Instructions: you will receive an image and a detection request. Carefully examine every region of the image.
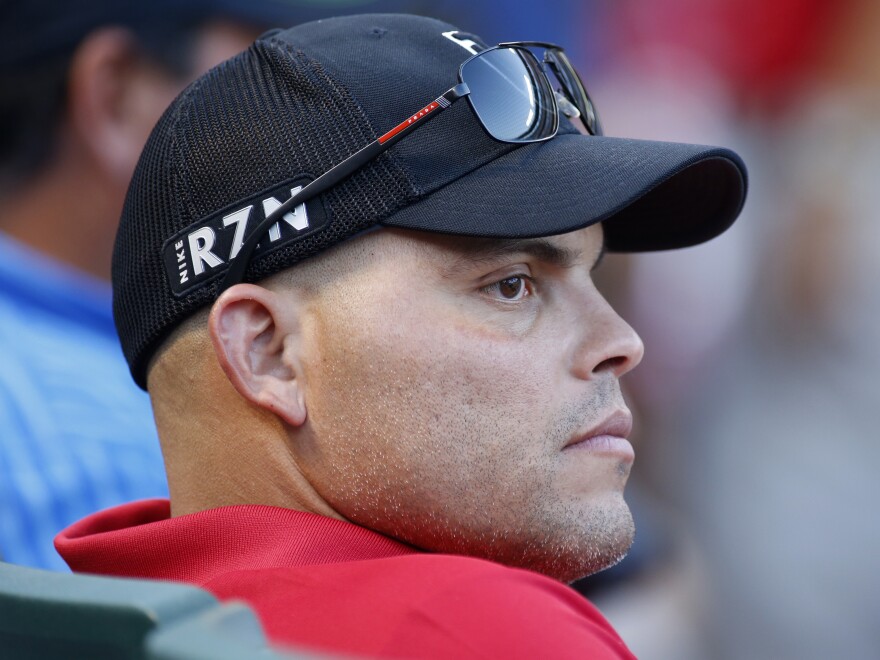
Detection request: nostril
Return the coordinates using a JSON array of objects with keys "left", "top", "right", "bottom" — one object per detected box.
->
[
  {"left": 593, "top": 356, "right": 627, "bottom": 374},
  {"left": 371, "top": 27, "right": 387, "bottom": 37}
]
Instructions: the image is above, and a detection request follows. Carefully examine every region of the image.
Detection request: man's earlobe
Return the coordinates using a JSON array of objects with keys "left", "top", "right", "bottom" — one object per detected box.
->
[{"left": 208, "top": 284, "right": 307, "bottom": 427}]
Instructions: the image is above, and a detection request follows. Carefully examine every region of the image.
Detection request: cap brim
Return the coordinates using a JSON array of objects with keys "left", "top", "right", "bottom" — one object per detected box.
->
[{"left": 381, "top": 134, "right": 747, "bottom": 252}]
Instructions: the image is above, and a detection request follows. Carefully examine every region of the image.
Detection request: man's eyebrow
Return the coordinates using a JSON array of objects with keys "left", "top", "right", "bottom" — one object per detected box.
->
[{"left": 443, "top": 237, "right": 584, "bottom": 274}]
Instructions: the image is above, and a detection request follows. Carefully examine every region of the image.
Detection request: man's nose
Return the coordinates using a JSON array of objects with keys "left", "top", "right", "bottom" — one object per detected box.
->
[{"left": 570, "top": 294, "right": 644, "bottom": 380}]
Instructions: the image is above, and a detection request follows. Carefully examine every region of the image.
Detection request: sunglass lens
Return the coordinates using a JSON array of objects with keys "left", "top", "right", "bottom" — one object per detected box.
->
[
  {"left": 461, "top": 48, "right": 557, "bottom": 142},
  {"left": 547, "top": 49, "right": 602, "bottom": 135}
]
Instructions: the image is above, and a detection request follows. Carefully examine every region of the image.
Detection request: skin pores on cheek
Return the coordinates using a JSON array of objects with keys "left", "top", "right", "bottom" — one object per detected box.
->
[{"left": 296, "top": 235, "right": 635, "bottom": 583}]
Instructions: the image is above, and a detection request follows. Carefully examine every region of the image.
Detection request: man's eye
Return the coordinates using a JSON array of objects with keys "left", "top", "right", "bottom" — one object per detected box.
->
[{"left": 485, "top": 275, "right": 532, "bottom": 301}]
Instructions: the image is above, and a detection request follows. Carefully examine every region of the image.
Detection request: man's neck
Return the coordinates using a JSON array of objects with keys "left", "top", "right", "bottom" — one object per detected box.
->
[{"left": 0, "top": 158, "right": 120, "bottom": 281}]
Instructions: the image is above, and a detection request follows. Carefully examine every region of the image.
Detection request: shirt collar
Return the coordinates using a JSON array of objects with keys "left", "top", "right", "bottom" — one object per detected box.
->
[{"left": 56, "top": 499, "right": 417, "bottom": 584}]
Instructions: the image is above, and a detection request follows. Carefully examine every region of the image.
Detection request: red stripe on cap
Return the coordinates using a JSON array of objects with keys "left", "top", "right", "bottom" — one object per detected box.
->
[{"left": 378, "top": 101, "right": 440, "bottom": 144}]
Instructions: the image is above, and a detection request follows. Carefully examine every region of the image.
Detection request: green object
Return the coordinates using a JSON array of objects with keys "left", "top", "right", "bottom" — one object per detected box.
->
[
  {"left": 0, "top": 562, "right": 314, "bottom": 659},
  {"left": 145, "top": 601, "right": 317, "bottom": 659}
]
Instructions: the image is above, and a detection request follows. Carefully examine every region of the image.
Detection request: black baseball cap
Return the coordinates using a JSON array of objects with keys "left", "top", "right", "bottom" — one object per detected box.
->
[{"left": 114, "top": 13, "right": 748, "bottom": 389}]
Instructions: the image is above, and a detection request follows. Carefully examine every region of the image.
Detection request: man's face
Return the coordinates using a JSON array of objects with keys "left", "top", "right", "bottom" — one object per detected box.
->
[{"left": 294, "top": 223, "right": 644, "bottom": 582}]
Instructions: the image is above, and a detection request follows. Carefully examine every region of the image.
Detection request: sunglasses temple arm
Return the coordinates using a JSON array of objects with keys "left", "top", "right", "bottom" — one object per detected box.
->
[{"left": 219, "top": 83, "right": 469, "bottom": 293}]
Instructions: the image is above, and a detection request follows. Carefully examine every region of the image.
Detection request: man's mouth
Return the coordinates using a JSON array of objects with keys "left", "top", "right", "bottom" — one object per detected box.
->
[{"left": 563, "top": 409, "right": 634, "bottom": 462}]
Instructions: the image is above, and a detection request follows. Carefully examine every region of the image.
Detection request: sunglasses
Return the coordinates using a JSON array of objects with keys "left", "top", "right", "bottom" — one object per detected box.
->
[{"left": 219, "top": 42, "right": 601, "bottom": 292}]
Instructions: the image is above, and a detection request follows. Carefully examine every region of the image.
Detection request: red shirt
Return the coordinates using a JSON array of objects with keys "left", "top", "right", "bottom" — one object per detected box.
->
[{"left": 56, "top": 499, "right": 635, "bottom": 659}]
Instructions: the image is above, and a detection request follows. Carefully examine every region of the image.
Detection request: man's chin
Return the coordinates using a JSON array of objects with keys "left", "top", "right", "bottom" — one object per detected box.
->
[
  {"left": 549, "top": 504, "right": 636, "bottom": 584},
  {"left": 491, "top": 503, "right": 636, "bottom": 584}
]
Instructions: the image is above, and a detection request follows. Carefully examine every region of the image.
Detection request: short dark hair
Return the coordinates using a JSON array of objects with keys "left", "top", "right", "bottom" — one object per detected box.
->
[{"left": 0, "top": 18, "right": 204, "bottom": 193}]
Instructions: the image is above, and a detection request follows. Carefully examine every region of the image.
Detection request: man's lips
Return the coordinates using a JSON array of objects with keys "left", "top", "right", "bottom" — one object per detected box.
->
[{"left": 563, "top": 410, "right": 634, "bottom": 461}]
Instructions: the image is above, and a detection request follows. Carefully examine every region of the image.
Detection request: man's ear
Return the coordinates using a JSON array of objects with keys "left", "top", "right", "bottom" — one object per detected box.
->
[
  {"left": 208, "top": 283, "right": 307, "bottom": 427},
  {"left": 66, "top": 27, "right": 185, "bottom": 185}
]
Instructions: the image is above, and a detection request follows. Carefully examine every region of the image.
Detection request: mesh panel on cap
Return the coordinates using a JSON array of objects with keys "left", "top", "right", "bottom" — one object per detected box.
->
[{"left": 113, "top": 34, "right": 419, "bottom": 389}]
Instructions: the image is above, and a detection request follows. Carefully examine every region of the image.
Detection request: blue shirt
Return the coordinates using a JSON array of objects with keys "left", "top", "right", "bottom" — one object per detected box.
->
[{"left": 0, "top": 233, "right": 167, "bottom": 570}]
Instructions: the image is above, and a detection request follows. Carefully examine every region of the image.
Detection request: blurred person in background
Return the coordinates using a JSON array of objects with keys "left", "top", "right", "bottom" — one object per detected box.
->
[
  {"left": 0, "top": 0, "right": 330, "bottom": 570},
  {"left": 584, "top": 1, "right": 880, "bottom": 658}
]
